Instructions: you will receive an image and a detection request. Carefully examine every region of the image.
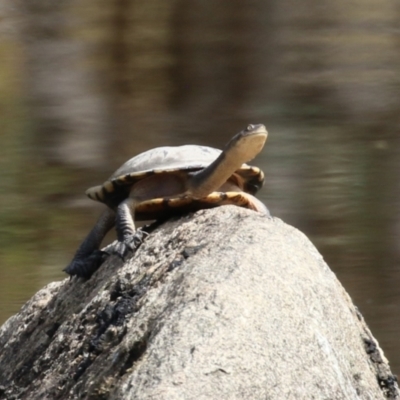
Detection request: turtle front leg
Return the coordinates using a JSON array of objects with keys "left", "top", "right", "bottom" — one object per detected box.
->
[
  {"left": 64, "top": 208, "right": 116, "bottom": 278},
  {"left": 114, "top": 198, "right": 146, "bottom": 259}
]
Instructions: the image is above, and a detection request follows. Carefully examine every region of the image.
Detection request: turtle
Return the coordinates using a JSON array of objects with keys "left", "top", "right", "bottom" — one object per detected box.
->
[{"left": 65, "top": 124, "right": 269, "bottom": 278}]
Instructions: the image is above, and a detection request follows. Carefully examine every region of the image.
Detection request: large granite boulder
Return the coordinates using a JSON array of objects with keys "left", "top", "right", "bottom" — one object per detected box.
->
[{"left": 0, "top": 206, "right": 398, "bottom": 399}]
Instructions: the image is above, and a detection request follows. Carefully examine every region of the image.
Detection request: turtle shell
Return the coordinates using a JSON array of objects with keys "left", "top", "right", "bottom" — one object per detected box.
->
[
  {"left": 134, "top": 191, "right": 268, "bottom": 221},
  {"left": 86, "top": 145, "right": 264, "bottom": 208}
]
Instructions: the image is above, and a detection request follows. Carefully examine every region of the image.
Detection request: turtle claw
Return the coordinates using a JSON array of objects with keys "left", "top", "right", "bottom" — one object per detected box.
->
[
  {"left": 64, "top": 250, "right": 107, "bottom": 279},
  {"left": 113, "top": 242, "right": 132, "bottom": 260},
  {"left": 112, "top": 230, "right": 148, "bottom": 260}
]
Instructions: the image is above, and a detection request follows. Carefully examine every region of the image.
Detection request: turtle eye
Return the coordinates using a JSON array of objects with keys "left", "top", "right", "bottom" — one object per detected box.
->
[{"left": 246, "top": 124, "right": 255, "bottom": 131}]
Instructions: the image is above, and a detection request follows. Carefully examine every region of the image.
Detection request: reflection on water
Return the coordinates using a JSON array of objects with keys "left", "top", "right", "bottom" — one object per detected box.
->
[{"left": 1, "top": 0, "right": 400, "bottom": 376}]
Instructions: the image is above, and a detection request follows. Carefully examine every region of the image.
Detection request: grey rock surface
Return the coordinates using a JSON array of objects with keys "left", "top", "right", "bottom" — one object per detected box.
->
[{"left": 0, "top": 206, "right": 398, "bottom": 400}]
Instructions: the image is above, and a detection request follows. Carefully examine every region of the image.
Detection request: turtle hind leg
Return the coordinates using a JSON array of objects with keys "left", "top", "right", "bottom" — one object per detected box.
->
[
  {"left": 64, "top": 208, "right": 115, "bottom": 278},
  {"left": 113, "top": 198, "right": 145, "bottom": 260},
  {"left": 64, "top": 250, "right": 106, "bottom": 279}
]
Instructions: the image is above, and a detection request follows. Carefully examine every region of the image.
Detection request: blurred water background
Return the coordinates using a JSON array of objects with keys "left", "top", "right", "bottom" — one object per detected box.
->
[{"left": 0, "top": 0, "right": 399, "bottom": 373}]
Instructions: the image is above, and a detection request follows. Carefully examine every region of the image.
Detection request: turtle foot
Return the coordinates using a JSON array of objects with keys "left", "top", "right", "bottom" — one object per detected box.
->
[
  {"left": 111, "top": 229, "right": 148, "bottom": 260},
  {"left": 64, "top": 250, "right": 106, "bottom": 279}
]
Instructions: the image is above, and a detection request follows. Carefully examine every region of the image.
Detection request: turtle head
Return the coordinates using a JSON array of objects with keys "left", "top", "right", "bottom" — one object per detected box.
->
[{"left": 225, "top": 124, "right": 268, "bottom": 163}]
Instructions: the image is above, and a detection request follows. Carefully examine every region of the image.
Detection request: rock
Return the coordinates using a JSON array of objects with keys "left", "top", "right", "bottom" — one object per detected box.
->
[{"left": 0, "top": 206, "right": 398, "bottom": 400}]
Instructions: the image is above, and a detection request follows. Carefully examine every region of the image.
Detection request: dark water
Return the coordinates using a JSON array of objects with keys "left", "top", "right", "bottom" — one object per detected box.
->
[{"left": 1, "top": 0, "right": 400, "bottom": 375}]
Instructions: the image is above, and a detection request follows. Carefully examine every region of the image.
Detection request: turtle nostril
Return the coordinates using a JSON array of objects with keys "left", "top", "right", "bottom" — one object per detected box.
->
[{"left": 246, "top": 124, "right": 254, "bottom": 131}]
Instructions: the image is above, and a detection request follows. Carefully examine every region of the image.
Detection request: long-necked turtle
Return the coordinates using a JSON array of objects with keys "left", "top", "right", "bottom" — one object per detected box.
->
[{"left": 65, "top": 124, "right": 269, "bottom": 278}]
